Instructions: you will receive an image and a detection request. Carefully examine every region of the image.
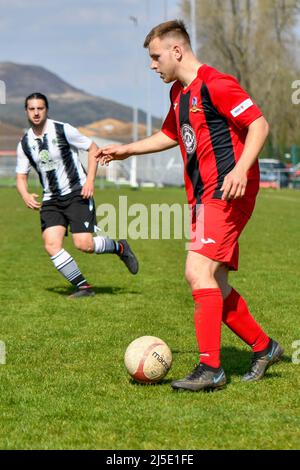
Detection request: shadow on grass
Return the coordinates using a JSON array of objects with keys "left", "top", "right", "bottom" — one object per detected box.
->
[
  {"left": 171, "top": 346, "right": 290, "bottom": 382},
  {"left": 127, "top": 377, "right": 174, "bottom": 387},
  {"left": 46, "top": 285, "right": 141, "bottom": 296},
  {"left": 222, "top": 347, "right": 290, "bottom": 379}
]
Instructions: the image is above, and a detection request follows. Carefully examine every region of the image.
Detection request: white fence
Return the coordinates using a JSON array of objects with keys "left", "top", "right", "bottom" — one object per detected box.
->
[{"left": 81, "top": 136, "right": 184, "bottom": 187}]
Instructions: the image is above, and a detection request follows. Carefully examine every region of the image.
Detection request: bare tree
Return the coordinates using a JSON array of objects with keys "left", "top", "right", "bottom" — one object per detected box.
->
[{"left": 181, "top": 0, "right": 300, "bottom": 154}]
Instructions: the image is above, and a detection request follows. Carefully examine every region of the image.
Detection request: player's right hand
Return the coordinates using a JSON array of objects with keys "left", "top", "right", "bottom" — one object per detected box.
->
[
  {"left": 23, "top": 193, "right": 41, "bottom": 210},
  {"left": 94, "top": 145, "right": 132, "bottom": 165}
]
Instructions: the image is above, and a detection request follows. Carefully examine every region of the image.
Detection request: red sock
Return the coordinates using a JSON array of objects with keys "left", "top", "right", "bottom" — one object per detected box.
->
[
  {"left": 223, "top": 288, "right": 269, "bottom": 352},
  {"left": 193, "top": 288, "right": 223, "bottom": 368}
]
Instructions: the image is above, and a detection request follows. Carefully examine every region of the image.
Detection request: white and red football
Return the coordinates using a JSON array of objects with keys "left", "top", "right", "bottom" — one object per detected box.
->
[{"left": 124, "top": 336, "right": 172, "bottom": 384}]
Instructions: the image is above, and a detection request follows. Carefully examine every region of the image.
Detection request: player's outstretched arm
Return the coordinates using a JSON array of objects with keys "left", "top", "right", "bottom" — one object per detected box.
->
[
  {"left": 95, "top": 131, "right": 178, "bottom": 165},
  {"left": 16, "top": 173, "right": 41, "bottom": 210}
]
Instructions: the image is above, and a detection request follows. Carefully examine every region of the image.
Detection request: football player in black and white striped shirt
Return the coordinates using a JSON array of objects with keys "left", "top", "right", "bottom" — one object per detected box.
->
[{"left": 16, "top": 93, "right": 138, "bottom": 298}]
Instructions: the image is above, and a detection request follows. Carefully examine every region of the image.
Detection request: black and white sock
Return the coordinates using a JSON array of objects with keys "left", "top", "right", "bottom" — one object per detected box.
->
[
  {"left": 93, "top": 236, "right": 120, "bottom": 254},
  {"left": 51, "top": 249, "right": 90, "bottom": 288}
]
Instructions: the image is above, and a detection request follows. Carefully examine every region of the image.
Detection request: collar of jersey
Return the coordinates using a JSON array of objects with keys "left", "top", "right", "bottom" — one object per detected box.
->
[
  {"left": 29, "top": 118, "right": 51, "bottom": 140},
  {"left": 180, "top": 64, "right": 207, "bottom": 94}
]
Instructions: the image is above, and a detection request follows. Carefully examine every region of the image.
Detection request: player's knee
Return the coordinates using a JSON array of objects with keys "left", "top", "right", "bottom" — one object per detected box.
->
[
  {"left": 73, "top": 239, "right": 94, "bottom": 253},
  {"left": 185, "top": 263, "right": 216, "bottom": 290},
  {"left": 185, "top": 264, "right": 199, "bottom": 287},
  {"left": 44, "top": 240, "right": 62, "bottom": 257}
]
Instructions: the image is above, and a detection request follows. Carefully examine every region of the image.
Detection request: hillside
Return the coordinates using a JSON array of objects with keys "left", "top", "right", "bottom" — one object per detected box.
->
[
  {"left": 0, "top": 121, "right": 23, "bottom": 151},
  {"left": 78, "top": 118, "right": 159, "bottom": 143},
  {"left": 0, "top": 62, "right": 84, "bottom": 98},
  {"left": 0, "top": 117, "right": 156, "bottom": 150},
  {"left": 0, "top": 62, "right": 161, "bottom": 129}
]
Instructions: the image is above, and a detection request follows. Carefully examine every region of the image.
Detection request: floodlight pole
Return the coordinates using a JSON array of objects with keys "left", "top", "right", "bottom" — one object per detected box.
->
[
  {"left": 163, "top": 0, "right": 168, "bottom": 20},
  {"left": 190, "top": 0, "right": 197, "bottom": 53},
  {"left": 130, "top": 15, "right": 138, "bottom": 188},
  {"left": 146, "top": 1, "right": 152, "bottom": 138},
  {"left": 161, "top": 0, "right": 169, "bottom": 119}
]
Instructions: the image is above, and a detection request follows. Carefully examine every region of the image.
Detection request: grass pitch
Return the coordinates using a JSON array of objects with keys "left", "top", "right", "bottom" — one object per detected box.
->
[{"left": 0, "top": 186, "right": 299, "bottom": 450}]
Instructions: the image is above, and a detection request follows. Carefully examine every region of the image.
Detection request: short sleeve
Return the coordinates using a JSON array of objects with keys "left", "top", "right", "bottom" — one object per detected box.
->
[
  {"left": 208, "top": 76, "right": 263, "bottom": 130},
  {"left": 16, "top": 142, "right": 31, "bottom": 174},
  {"left": 161, "top": 105, "right": 178, "bottom": 141},
  {"left": 63, "top": 123, "right": 93, "bottom": 150}
]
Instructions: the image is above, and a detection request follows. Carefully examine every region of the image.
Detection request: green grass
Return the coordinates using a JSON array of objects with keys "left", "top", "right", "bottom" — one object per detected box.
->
[{"left": 0, "top": 186, "right": 300, "bottom": 449}]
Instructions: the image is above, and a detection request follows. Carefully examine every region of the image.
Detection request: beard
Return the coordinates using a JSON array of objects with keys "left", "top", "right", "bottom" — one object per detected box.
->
[{"left": 28, "top": 115, "right": 47, "bottom": 129}]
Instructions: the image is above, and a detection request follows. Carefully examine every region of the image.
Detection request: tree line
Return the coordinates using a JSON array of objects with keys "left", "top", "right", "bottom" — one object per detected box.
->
[{"left": 181, "top": 0, "right": 300, "bottom": 159}]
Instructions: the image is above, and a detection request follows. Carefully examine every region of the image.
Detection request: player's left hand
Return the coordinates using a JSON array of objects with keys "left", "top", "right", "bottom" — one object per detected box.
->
[
  {"left": 81, "top": 180, "right": 94, "bottom": 199},
  {"left": 221, "top": 168, "right": 247, "bottom": 200}
]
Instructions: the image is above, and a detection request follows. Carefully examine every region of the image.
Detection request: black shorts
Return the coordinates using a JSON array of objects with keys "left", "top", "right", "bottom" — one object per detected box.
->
[{"left": 40, "top": 192, "right": 97, "bottom": 234}]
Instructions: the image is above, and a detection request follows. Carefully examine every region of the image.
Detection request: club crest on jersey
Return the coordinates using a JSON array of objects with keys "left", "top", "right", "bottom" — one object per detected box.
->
[
  {"left": 180, "top": 124, "right": 197, "bottom": 154},
  {"left": 39, "top": 149, "right": 56, "bottom": 172},
  {"left": 39, "top": 149, "right": 50, "bottom": 163},
  {"left": 190, "top": 96, "right": 203, "bottom": 113}
]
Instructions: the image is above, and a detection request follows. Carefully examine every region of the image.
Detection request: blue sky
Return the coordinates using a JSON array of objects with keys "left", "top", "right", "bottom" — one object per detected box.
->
[{"left": 0, "top": 0, "right": 183, "bottom": 120}]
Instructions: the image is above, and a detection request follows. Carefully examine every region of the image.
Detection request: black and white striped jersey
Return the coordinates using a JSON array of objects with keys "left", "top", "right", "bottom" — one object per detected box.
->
[{"left": 16, "top": 119, "right": 92, "bottom": 201}]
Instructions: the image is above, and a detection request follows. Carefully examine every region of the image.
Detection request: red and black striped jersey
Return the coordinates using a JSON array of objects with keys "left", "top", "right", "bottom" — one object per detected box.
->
[{"left": 161, "top": 64, "right": 262, "bottom": 209}]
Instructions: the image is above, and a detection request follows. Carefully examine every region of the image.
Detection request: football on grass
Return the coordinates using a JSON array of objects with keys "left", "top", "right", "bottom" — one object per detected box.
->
[{"left": 124, "top": 336, "right": 172, "bottom": 384}]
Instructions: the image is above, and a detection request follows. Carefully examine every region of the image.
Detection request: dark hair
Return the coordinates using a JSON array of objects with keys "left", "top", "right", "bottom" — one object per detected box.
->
[
  {"left": 143, "top": 20, "right": 191, "bottom": 48},
  {"left": 25, "top": 92, "right": 49, "bottom": 109}
]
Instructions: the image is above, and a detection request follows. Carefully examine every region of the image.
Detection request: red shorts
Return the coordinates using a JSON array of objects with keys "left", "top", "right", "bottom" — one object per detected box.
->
[{"left": 189, "top": 198, "right": 256, "bottom": 271}]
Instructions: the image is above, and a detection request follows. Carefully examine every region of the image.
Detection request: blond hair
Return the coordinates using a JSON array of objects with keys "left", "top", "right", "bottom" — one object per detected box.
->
[{"left": 143, "top": 20, "right": 191, "bottom": 48}]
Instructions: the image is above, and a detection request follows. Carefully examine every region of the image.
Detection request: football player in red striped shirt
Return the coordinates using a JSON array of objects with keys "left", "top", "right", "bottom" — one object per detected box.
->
[{"left": 96, "top": 20, "right": 284, "bottom": 391}]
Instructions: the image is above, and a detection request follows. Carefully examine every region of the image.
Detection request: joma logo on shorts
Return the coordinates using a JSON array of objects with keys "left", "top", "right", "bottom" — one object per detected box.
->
[
  {"left": 201, "top": 237, "right": 216, "bottom": 244},
  {"left": 152, "top": 351, "right": 170, "bottom": 371}
]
